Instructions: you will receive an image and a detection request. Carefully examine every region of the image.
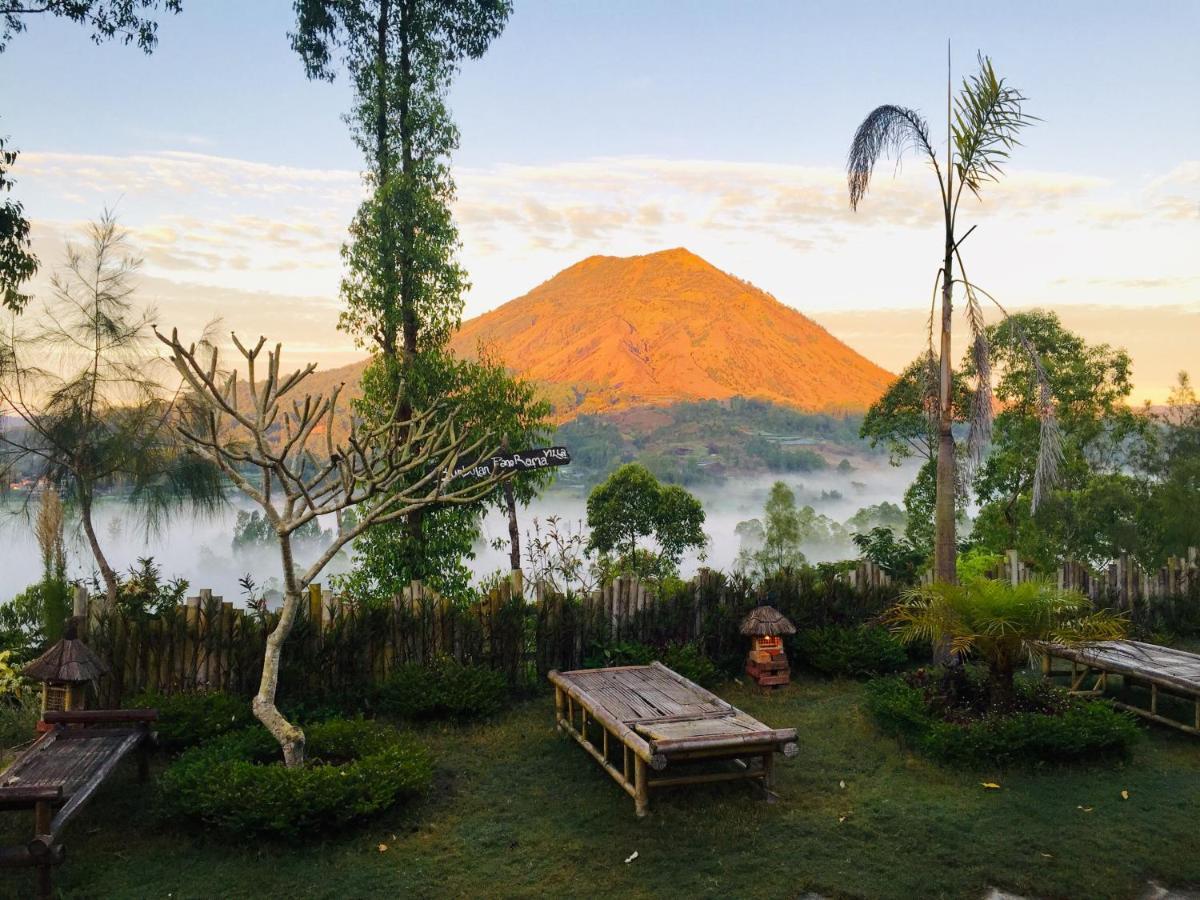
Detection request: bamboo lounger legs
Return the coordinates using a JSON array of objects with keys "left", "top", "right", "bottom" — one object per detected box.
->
[
  {"left": 550, "top": 665, "right": 798, "bottom": 817},
  {"left": 1042, "top": 641, "right": 1200, "bottom": 736}
]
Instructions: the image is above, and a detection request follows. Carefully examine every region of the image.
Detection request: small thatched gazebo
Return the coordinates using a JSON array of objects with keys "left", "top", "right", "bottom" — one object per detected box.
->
[
  {"left": 740, "top": 606, "right": 795, "bottom": 687},
  {"left": 23, "top": 618, "right": 108, "bottom": 717}
]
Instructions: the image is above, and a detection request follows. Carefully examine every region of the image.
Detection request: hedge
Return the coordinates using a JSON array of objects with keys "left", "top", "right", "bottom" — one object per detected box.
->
[
  {"left": 793, "top": 625, "right": 908, "bottom": 677},
  {"left": 864, "top": 674, "right": 1140, "bottom": 766},
  {"left": 159, "top": 718, "right": 432, "bottom": 838}
]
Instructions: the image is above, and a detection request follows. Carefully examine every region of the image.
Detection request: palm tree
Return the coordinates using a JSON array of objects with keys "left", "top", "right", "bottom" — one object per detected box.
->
[
  {"left": 884, "top": 577, "right": 1126, "bottom": 709},
  {"left": 846, "top": 50, "right": 1060, "bottom": 584}
]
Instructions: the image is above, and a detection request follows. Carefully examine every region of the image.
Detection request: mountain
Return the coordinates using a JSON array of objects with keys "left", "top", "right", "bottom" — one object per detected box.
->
[
  {"left": 279, "top": 248, "right": 894, "bottom": 424},
  {"left": 448, "top": 248, "right": 893, "bottom": 416}
]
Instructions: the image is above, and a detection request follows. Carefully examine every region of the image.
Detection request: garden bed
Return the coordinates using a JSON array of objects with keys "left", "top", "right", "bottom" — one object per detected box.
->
[
  {"left": 158, "top": 718, "right": 432, "bottom": 838},
  {"left": 865, "top": 667, "right": 1141, "bottom": 766}
]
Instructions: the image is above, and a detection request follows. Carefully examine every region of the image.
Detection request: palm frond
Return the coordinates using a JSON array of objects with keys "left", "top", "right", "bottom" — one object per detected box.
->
[
  {"left": 953, "top": 54, "right": 1036, "bottom": 202},
  {"left": 847, "top": 104, "right": 939, "bottom": 210},
  {"left": 962, "top": 281, "right": 993, "bottom": 477}
]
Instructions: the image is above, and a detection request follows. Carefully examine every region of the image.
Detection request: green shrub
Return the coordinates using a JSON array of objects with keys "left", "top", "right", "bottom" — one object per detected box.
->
[
  {"left": 661, "top": 642, "right": 719, "bottom": 688},
  {"left": 159, "top": 718, "right": 432, "bottom": 838},
  {"left": 376, "top": 659, "right": 507, "bottom": 721},
  {"left": 794, "top": 625, "right": 907, "bottom": 677},
  {"left": 129, "top": 690, "right": 253, "bottom": 753},
  {"left": 584, "top": 640, "right": 719, "bottom": 688},
  {"left": 864, "top": 672, "right": 1140, "bottom": 766}
]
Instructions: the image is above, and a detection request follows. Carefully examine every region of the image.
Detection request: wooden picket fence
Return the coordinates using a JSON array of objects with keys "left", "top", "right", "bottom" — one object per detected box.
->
[
  {"left": 846, "top": 548, "right": 1200, "bottom": 605},
  {"left": 74, "top": 567, "right": 897, "bottom": 706}
]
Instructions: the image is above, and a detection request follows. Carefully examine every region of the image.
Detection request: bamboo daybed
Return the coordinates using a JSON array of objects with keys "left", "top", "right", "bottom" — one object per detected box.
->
[{"left": 549, "top": 661, "right": 798, "bottom": 816}]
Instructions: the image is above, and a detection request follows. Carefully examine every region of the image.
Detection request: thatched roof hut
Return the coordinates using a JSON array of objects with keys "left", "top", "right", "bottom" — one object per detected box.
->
[
  {"left": 22, "top": 619, "right": 108, "bottom": 684},
  {"left": 739, "top": 605, "right": 796, "bottom": 637}
]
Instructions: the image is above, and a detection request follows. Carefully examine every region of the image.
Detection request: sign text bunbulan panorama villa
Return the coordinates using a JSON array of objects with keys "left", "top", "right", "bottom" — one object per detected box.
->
[{"left": 449, "top": 446, "right": 572, "bottom": 482}]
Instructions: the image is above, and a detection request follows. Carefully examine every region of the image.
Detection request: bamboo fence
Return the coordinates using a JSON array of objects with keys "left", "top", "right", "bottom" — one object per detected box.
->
[{"left": 71, "top": 548, "right": 1200, "bottom": 706}]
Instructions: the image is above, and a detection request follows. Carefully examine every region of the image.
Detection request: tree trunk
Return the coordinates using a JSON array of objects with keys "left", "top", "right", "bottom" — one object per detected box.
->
[
  {"left": 933, "top": 228, "right": 957, "bottom": 585},
  {"left": 988, "top": 656, "right": 1017, "bottom": 712},
  {"left": 396, "top": 0, "right": 426, "bottom": 569},
  {"left": 253, "top": 534, "right": 306, "bottom": 767},
  {"left": 78, "top": 492, "right": 118, "bottom": 610}
]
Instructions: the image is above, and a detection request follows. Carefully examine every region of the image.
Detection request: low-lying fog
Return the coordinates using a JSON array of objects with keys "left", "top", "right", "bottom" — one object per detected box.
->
[{"left": 0, "top": 458, "right": 919, "bottom": 604}]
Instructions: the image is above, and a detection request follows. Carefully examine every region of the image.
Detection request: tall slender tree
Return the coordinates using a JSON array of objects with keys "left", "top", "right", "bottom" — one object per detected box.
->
[
  {"left": 846, "top": 50, "right": 1055, "bottom": 584},
  {"left": 0, "top": 214, "right": 222, "bottom": 607},
  {"left": 291, "top": 0, "right": 513, "bottom": 573}
]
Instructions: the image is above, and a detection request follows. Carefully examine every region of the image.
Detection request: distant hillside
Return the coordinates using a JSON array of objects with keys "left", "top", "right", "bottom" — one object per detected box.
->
[
  {"left": 260, "top": 248, "right": 896, "bottom": 443},
  {"left": 448, "top": 248, "right": 894, "bottom": 417}
]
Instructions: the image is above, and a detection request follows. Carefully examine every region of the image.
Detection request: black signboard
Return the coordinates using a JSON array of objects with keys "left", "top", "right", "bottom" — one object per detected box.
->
[{"left": 451, "top": 446, "right": 572, "bottom": 481}]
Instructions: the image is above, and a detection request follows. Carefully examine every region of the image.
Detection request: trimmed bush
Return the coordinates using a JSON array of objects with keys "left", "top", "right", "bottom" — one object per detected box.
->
[
  {"left": 794, "top": 625, "right": 908, "bottom": 677},
  {"left": 129, "top": 690, "right": 253, "bottom": 753},
  {"left": 159, "top": 718, "right": 432, "bottom": 838},
  {"left": 376, "top": 658, "right": 507, "bottom": 721},
  {"left": 864, "top": 671, "right": 1140, "bottom": 766}
]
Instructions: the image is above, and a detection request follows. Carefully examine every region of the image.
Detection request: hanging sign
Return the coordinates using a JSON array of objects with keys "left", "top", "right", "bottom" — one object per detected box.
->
[{"left": 451, "top": 446, "right": 572, "bottom": 481}]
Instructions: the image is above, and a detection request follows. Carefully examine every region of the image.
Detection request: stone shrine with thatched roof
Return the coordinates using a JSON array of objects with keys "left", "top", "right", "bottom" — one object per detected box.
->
[
  {"left": 22, "top": 618, "right": 108, "bottom": 716},
  {"left": 740, "top": 606, "right": 795, "bottom": 687}
]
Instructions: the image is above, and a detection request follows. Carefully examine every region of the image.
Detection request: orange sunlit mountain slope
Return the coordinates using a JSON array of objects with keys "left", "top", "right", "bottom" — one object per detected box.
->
[
  {"left": 447, "top": 248, "right": 893, "bottom": 416},
  {"left": 292, "top": 248, "right": 894, "bottom": 424}
]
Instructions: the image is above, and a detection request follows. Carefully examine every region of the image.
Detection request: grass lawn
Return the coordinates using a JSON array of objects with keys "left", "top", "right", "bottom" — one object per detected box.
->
[{"left": 4, "top": 676, "right": 1200, "bottom": 900}]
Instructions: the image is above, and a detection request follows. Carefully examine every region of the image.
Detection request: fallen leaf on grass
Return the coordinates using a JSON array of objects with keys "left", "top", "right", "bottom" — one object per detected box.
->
[
  {"left": 1077, "top": 806, "right": 1093, "bottom": 813},
  {"left": 625, "top": 851, "right": 639, "bottom": 864},
  {"left": 1041, "top": 853, "right": 1053, "bottom": 859},
  {"left": 1120, "top": 790, "right": 1130, "bottom": 800},
  {"left": 981, "top": 782, "right": 1001, "bottom": 790},
  {"left": 377, "top": 844, "right": 388, "bottom": 853},
  {"left": 838, "top": 816, "right": 847, "bottom": 824},
  {"left": 838, "top": 780, "right": 846, "bottom": 789}
]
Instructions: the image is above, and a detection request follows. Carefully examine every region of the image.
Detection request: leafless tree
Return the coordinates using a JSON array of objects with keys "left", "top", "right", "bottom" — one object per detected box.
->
[{"left": 157, "top": 328, "right": 505, "bottom": 766}]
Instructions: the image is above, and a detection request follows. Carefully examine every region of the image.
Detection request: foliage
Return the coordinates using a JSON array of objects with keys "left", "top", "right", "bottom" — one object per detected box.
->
[
  {"left": 0, "top": 130, "right": 37, "bottom": 312},
  {"left": 232, "top": 508, "right": 331, "bottom": 553},
  {"left": 864, "top": 669, "right": 1139, "bottom": 766},
  {"left": 884, "top": 577, "right": 1127, "bottom": 707},
  {"left": 0, "top": 215, "right": 224, "bottom": 607},
  {"left": 523, "top": 515, "right": 596, "bottom": 598},
  {"left": 1138, "top": 372, "right": 1200, "bottom": 564},
  {"left": 852, "top": 526, "right": 927, "bottom": 584},
  {"left": 794, "top": 625, "right": 908, "bottom": 677},
  {"left": 583, "top": 639, "right": 718, "bottom": 688},
  {"left": 845, "top": 501, "right": 906, "bottom": 536},
  {"left": 968, "top": 311, "right": 1144, "bottom": 568},
  {"left": 955, "top": 547, "right": 1003, "bottom": 582},
  {"left": 0, "top": 0, "right": 182, "bottom": 54},
  {"left": 126, "top": 689, "right": 250, "bottom": 753},
  {"left": 0, "top": 674, "right": 38, "bottom": 753},
  {"left": 376, "top": 658, "right": 508, "bottom": 721},
  {"left": 586, "top": 463, "right": 705, "bottom": 579},
  {"left": 111, "top": 556, "right": 188, "bottom": 619},
  {"left": 159, "top": 718, "right": 432, "bottom": 838},
  {"left": 0, "top": 648, "right": 28, "bottom": 698},
  {"left": 339, "top": 349, "right": 551, "bottom": 604},
  {"left": 745, "top": 435, "right": 827, "bottom": 472}
]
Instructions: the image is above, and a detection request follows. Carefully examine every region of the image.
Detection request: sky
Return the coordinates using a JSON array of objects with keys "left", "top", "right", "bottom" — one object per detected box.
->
[{"left": 1, "top": 0, "right": 1197, "bottom": 400}]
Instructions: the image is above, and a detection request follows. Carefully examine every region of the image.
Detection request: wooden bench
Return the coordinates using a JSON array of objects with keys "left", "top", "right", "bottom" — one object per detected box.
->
[
  {"left": 1042, "top": 640, "right": 1200, "bottom": 734},
  {"left": 0, "top": 709, "right": 157, "bottom": 899},
  {"left": 549, "top": 662, "right": 798, "bottom": 816}
]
